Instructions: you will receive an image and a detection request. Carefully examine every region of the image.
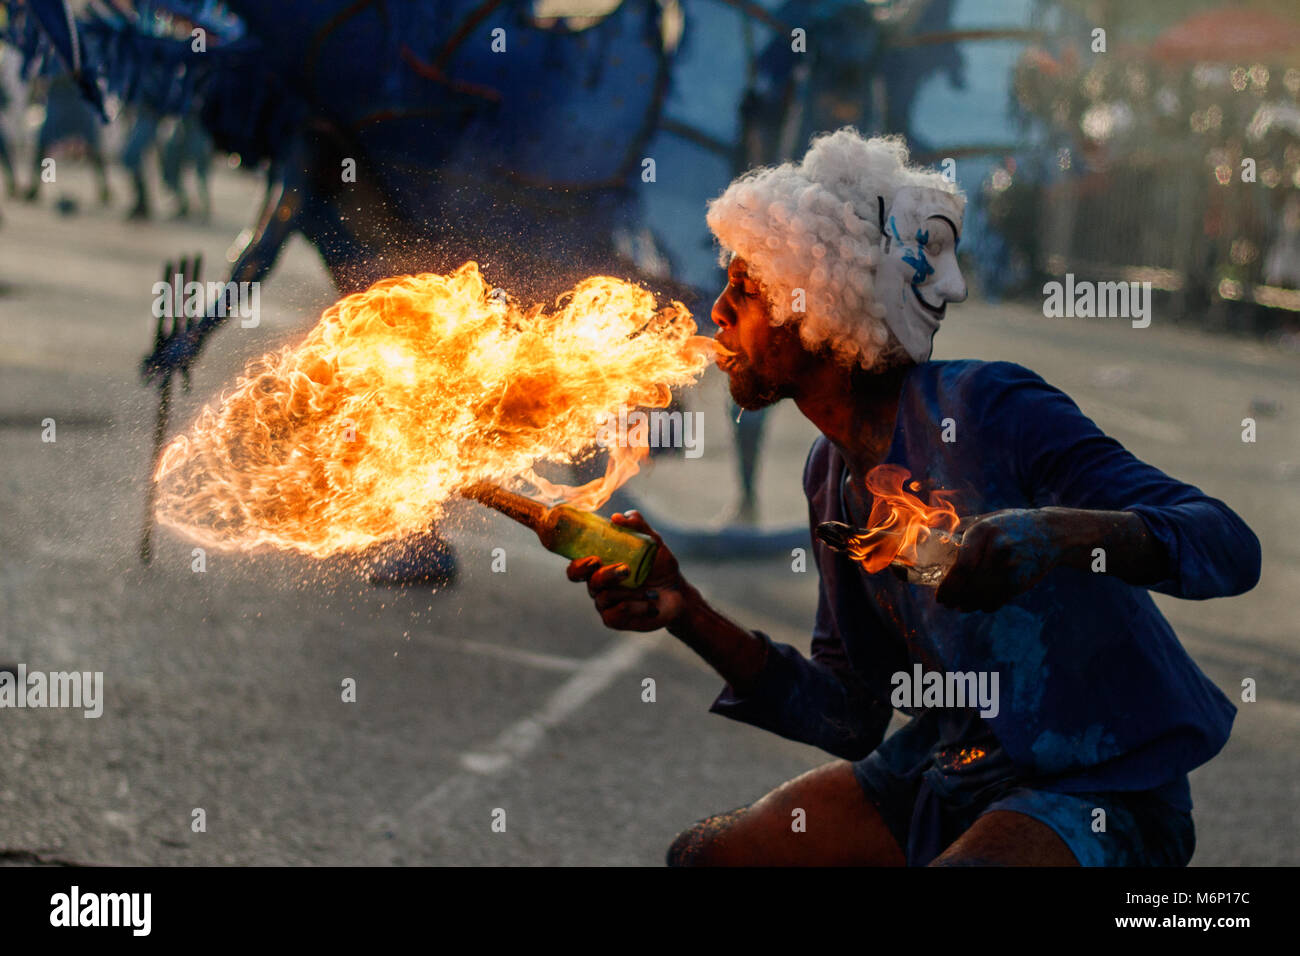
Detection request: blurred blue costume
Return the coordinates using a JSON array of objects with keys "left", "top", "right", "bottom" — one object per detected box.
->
[
  {"left": 712, "top": 360, "right": 1260, "bottom": 866},
  {"left": 3, "top": 0, "right": 864, "bottom": 578},
  {"left": 6, "top": 0, "right": 977, "bottom": 572}
]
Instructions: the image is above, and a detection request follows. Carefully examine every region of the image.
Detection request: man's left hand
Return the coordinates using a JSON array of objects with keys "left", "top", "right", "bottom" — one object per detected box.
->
[{"left": 935, "top": 509, "right": 1062, "bottom": 613}]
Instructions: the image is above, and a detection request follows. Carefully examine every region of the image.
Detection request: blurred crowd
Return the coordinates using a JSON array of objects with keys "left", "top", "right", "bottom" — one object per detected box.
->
[
  {"left": 0, "top": 52, "right": 213, "bottom": 222},
  {"left": 982, "top": 10, "right": 1300, "bottom": 347}
]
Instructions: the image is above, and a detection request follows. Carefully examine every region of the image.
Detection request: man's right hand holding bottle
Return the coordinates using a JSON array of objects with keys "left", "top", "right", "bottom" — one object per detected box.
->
[{"left": 566, "top": 510, "right": 769, "bottom": 694}]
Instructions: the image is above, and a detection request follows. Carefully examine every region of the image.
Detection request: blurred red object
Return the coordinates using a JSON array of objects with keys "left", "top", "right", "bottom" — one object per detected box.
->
[{"left": 1149, "top": 8, "right": 1300, "bottom": 64}]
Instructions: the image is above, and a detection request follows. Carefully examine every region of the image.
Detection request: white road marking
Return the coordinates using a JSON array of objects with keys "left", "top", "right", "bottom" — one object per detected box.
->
[
  {"left": 421, "top": 634, "right": 584, "bottom": 673},
  {"left": 457, "top": 634, "right": 647, "bottom": 772},
  {"left": 376, "top": 632, "right": 661, "bottom": 861}
]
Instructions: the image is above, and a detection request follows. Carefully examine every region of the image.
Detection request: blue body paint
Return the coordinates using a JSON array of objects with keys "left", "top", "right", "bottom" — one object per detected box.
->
[{"left": 888, "top": 214, "right": 935, "bottom": 286}]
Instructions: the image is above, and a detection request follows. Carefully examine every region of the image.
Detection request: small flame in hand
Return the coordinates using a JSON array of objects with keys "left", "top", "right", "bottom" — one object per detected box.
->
[{"left": 845, "top": 464, "right": 961, "bottom": 573}]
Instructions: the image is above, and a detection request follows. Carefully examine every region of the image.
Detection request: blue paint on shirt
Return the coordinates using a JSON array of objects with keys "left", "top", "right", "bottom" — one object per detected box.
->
[{"left": 710, "top": 360, "right": 1258, "bottom": 804}]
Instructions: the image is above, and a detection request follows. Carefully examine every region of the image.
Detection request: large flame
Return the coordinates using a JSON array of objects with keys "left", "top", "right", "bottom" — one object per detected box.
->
[
  {"left": 153, "top": 262, "right": 713, "bottom": 557},
  {"left": 845, "top": 464, "right": 961, "bottom": 573}
]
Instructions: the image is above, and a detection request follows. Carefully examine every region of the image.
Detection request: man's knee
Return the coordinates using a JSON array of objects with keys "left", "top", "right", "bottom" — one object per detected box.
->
[
  {"left": 665, "top": 824, "right": 706, "bottom": 867},
  {"left": 665, "top": 806, "right": 750, "bottom": 867},
  {"left": 930, "top": 810, "right": 1080, "bottom": 867}
]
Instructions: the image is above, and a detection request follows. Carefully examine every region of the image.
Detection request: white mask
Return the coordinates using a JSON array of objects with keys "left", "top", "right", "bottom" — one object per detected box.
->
[{"left": 875, "top": 186, "right": 967, "bottom": 363}]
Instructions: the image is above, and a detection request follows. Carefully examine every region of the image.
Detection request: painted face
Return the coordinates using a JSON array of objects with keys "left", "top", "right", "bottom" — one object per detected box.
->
[{"left": 874, "top": 186, "right": 967, "bottom": 363}]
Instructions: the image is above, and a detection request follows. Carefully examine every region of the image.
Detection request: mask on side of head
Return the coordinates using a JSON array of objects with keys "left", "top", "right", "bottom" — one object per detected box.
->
[{"left": 874, "top": 186, "right": 967, "bottom": 363}]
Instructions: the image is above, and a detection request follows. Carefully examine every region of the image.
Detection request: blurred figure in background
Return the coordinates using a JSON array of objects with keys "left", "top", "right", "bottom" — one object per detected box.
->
[
  {"left": 22, "top": 72, "right": 110, "bottom": 206},
  {"left": 159, "top": 113, "right": 213, "bottom": 221},
  {"left": 1263, "top": 194, "right": 1300, "bottom": 290},
  {"left": 0, "top": 55, "right": 16, "bottom": 198},
  {"left": 120, "top": 103, "right": 159, "bottom": 220}
]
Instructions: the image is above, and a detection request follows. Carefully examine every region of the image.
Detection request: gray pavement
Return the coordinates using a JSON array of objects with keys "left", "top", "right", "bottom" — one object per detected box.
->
[{"left": 1, "top": 164, "right": 1297, "bottom": 865}]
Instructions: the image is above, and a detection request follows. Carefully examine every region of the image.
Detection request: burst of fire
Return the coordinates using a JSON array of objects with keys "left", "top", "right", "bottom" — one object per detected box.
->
[
  {"left": 844, "top": 464, "right": 962, "bottom": 573},
  {"left": 153, "top": 262, "right": 714, "bottom": 557}
]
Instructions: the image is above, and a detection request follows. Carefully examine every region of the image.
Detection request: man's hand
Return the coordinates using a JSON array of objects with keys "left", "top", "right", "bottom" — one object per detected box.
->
[
  {"left": 935, "top": 508, "right": 1061, "bottom": 613},
  {"left": 140, "top": 325, "right": 203, "bottom": 386},
  {"left": 566, "top": 511, "right": 687, "bottom": 631},
  {"left": 569, "top": 511, "right": 772, "bottom": 691}
]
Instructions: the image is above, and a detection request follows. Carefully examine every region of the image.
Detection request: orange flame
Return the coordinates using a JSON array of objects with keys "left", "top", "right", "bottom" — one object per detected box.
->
[
  {"left": 153, "top": 262, "right": 714, "bottom": 557},
  {"left": 845, "top": 464, "right": 961, "bottom": 572}
]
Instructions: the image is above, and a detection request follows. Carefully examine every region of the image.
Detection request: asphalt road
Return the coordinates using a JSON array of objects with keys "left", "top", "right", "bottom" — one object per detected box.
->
[{"left": 0, "top": 164, "right": 1296, "bottom": 865}]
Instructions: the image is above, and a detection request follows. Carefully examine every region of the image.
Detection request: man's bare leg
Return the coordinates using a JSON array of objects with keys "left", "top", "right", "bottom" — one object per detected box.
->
[
  {"left": 666, "top": 761, "right": 905, "bottom": 866},
  {"left": 929, "top": 810, "right": 1079, "bottom": 866}
]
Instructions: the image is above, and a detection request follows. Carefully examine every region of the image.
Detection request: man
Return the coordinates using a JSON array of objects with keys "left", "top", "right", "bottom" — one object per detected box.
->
[
  {"left": 22, "top": 72, "right": 110, "bottom": 207},
  {"left": 568, "top": 128, "right": 1260, "bottom": 866}
]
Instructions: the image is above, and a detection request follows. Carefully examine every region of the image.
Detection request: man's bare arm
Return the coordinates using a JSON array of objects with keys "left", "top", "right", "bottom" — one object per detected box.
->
[
  {"left": 936, "top": 507, "right": 1171, "bottom": 613},
  {"left": 1044, "top": 507, "right": 1169, "bottom": 583},
  {"left": 666, "top": 581, "right": 770, "bottom": 695}
]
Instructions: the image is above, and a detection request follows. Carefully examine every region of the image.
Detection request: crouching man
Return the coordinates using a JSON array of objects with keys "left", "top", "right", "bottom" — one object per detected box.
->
[{"left": 569, "top": 128, "right": 1260, "bottom": 866}]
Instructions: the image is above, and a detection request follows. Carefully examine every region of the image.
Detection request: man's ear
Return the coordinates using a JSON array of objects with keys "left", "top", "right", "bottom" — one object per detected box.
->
[{"left": 775, "top": 312, "right": 812, "bottom": 349}]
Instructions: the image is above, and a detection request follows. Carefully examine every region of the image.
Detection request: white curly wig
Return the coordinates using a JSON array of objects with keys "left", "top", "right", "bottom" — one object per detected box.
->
[{"left": 706, "top": 128, "right": 965, "bottom": 370}]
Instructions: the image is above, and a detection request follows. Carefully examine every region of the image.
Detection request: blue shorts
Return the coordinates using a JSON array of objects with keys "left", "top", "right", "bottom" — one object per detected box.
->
[{"left": 852, "top": 714, "right": 1196, "bottom": 867}]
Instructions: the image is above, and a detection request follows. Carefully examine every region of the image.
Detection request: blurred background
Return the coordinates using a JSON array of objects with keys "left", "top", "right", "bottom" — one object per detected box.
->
[{"left": 0, "top": 0, "right": 1296, "bottom": 866}]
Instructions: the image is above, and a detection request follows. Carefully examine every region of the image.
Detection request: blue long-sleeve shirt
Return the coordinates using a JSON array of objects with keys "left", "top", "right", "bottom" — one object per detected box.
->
[{"left": 711, "top": 360, "right": 1259, "bottom": 797}]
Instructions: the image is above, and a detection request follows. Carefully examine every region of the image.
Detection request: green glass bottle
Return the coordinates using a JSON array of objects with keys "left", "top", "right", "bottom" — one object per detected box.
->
[{"left": 462, "top": 483, "right": 659, "bottom": 588}]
